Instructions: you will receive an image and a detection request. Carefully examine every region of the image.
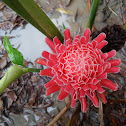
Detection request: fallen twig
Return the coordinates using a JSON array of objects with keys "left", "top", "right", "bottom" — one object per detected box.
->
[{"left": 46, "top": 106, "right": 68, "bottom": 126}]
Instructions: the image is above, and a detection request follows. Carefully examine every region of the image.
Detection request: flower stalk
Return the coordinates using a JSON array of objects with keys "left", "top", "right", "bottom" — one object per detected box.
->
[
  {"left": 0, "top": 65, "right": 42, "bottom": 95},
  {"left": 0, "top": 65, "right": 28, "bottom": 94}
]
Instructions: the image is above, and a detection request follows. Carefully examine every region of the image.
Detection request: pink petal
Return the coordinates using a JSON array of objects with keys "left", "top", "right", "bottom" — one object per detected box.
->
[
  {"left": 37, "top": 58, "right": 47, "bottom": 66},
  {"left": 96, "top": 84, "right": 105, "bottom": 93},
  {"left": 64, "top": 29, "right": 72, "bottom": 44},
  {"left": 87, "top": 78, "right": 94, "bottom": 84},
  {"left": 96, "top": 40, "right": 108, "bottom": 49},
  {"left": 59, "top": 44, "right": 65, "bottom": 51},
  {"left": 108, "top": 59, "right": 121, "bottom": 67},
  {"left": 47, "top": 61, "right": 56, "bottom": 67},
  {"left": 42, "top": 51, "right": 51, "bottom": 61},
  {"left": 105, "top": 50, "right": 116, "bottom": 60},
  {"left": 80, "top": 36, "right": 87, "bottom": 44},
  {"left": 83, "top": 28, "right": 90, "bottom": 43},
  {"left": 40, "top": 68, "right": 54, "bottom": 77},
  {"left": 65, "top": 39, "right": 72, "bottom": 46},
  {"left": 96, "top": 65, "right": 107, "bottom": 76},
  {"left": 81, "top": 85, "right": 89, "bottom": 91},
  {"left": 79, "top": 89, "right": 85, "bottom": 97},
  {"left": 93, "top": 79, "right": 100, "bottom": 85},
  {"left": 96, "top": 56, "right": 102, "bottom": 64},
  {"left": 88, "top": 85, "right": 97, "bottom": 92},
  {"left": 53, "top": 36, "right": 62, "bottom": 45},
  {"left": 54, "top": 78, "right": 64, "bottom": 86},
  {"left": 74, "top": 35, "right": 80, "bottom": 43},
  {"left": 86, "top": 90, "right": 99, "bottom": 108},
  {"left": 94, "top": 33, "right": 106, "bottom": 43},
  {"left": 71, "top": 90, "right": 77, "bottom": 108},
  {"left": 58, "top": 87, "right": 69, "bottom": 100},
  {"left": 45, "top": 37, "right": 56, "bottom": 53},
  {"left": 97, "top": 92, "right": 107, "bottom": 104},
  {"left": 105, "top": 67, "right": 120, "bottom": 73},
  {"left": 65, "top": 84, "right": 72, "bottom": 93},
  {"left": 97, "top": 72, "right": 107, "bottom": 79},
  {"left": 55, "top": 43, "right": 65, "bottom": 54},
  {"left": 92, "top": 40, "right": 98, "bottom": 48},
  {"left": 49, "top": 54, "right": 58, "bottom": 62},
  {"left": 101, "top": 53, "right": 108, "bottom": 59},
  {"left": 46, "top": 85, "right": 60, "bottom": 96},
  {"left": 71, "top": 98, "right": 76, "bottom": 108},
  {"left": 100, "top": 79, "right": 118, "bottom": 91},
  {"left": 44, "top": 76, "right": 57, "bottom": 88},
  {"left": 79, "top": 97, "right": 87, "bottom": 112}
]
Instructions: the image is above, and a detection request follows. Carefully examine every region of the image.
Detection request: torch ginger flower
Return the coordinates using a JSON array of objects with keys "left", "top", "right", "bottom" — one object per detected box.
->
[{"left": 38, "top": 28, "right": 121, "bottom": 112}]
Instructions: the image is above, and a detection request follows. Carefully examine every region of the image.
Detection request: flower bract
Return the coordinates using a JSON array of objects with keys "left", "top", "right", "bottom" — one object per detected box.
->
[{"left": 38, "top": 28, "right": 121, "bottom": 112}]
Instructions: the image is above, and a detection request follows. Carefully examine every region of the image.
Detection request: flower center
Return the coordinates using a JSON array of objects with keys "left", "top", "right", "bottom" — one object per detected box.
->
[{"left": 58, "top": 44, "right": 100, "bottom": 83}]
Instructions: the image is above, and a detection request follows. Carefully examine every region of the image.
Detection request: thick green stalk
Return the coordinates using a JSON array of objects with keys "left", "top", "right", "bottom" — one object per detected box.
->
[
  {"left": 87, "top": 0, "right": 100, "bottom": 30},
  {"left": 0, "top": 65, "right": 28, "bottom": 94},
  {"left": 0, "top": 65, "right": 42, "bottom": 94},
  {"left": 1, "top": 0, "right": 64, "bottom": 42}
]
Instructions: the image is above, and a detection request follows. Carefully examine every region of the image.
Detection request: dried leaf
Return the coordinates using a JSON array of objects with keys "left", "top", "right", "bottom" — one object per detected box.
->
[
  {"left": 0, "top": 97, "right": 3, "bottom": 111},
  {"left": 68, "top": 103, "right": 81, "bottom": 126},
  {"left": 0, "top": 2, "right": 5, "bottom": 10},
  {"left": 0, "top": 71, "right": 3, "bottom": 78},
  {"left": 7, "top": 91, "right": 17, "bottom": 108},
  {"left": 0, "top": 21, "right": 13, "bottom": 31},
  {"left": 0, "top": 58, "right": 7, "bottom": 69},
  {"left": 28, "top": 92, "right": 37, "bottom": 106},
  {"left": 0, "top": 53, "right": 9, "bottom": 69},
  {"left": 110, "top": 116, "right": 120, "bottom": 126},
  {"left": 65, "top": 0, "right": 73, "bottom": 6},
  {"left": 56, "top": 8, "right": 71, "bottom": 15}
]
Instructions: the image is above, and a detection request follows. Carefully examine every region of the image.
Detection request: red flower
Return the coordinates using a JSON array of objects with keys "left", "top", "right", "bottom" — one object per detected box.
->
[{"left": 38, "top": 28, "right": 121, "bottom": 112}]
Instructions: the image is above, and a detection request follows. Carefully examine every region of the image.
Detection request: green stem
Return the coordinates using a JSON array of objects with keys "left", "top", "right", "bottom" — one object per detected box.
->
[
  {"left": 87, "top": 0, "right": 100, "bottom": 30},
  {"left": 27, "top": 68, "right": 42, "bottom": 72}
]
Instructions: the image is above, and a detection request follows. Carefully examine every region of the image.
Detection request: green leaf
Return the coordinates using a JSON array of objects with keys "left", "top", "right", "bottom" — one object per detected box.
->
[
  {"left": 18, "top": 0, "right": 64, "bottom": 42},
  {"left": 87, "top": 0, "right": 100, "bottom": 30},
  {"left": 123, "top": 24, "right": 126, "bottom": 31},
  {"left": 8, "top": 48, "right": 24, "bottom": 65},
  {"left": 62, "top": 23, "right": 66, "bottom": 30},
  {"left": 3, "top": 36, "right": 12, "bottom": 53},
  {"left": 3, "top": 37, "right": 24, "bottom": 65},
  {"left": 1, "top": 0, "right": 46, "bottom": 36},
  {"left": 1, "top": 0, "right": 64, "bottom": 42}
]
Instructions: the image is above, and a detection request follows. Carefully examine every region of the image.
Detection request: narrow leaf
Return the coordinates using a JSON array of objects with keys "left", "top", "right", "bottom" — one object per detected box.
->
[
  {"left": 62, "top": 23, "right": 66, "bottom": 30},
  {"left": 1, "top": 0, "right": 64, "bottom": 42},
  {"left": 87, "top": 0, "right": 100, "bottom": 30},
  {"left": 1, "top": 0, "right": 47, "bottom": 36},
  {"left": 18, "top": 0, "right": 64, "bottom": 42}
]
